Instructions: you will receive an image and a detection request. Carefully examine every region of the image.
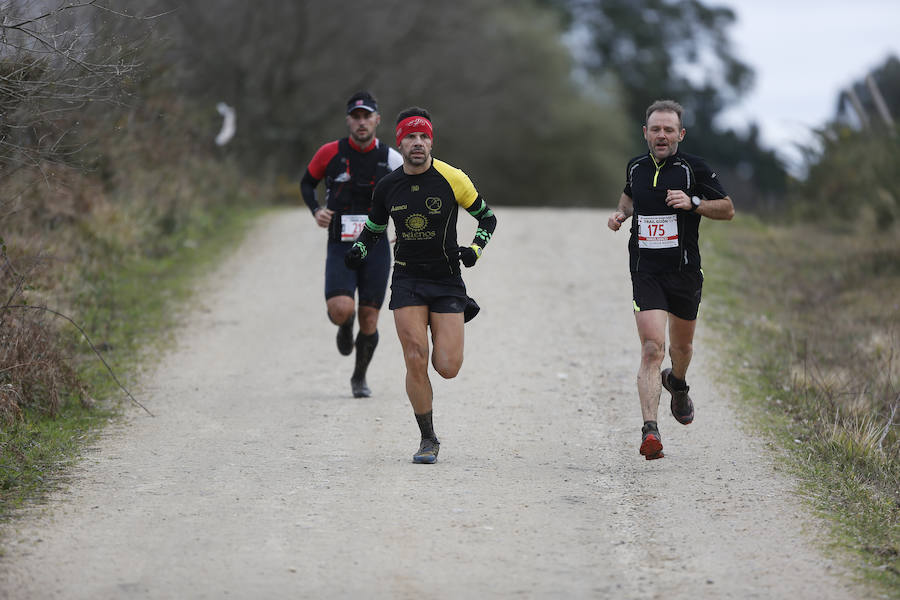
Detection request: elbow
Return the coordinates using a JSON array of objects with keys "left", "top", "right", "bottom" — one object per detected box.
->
[{"left": 722, "top": 197, "right": 735, "bottom": 220}]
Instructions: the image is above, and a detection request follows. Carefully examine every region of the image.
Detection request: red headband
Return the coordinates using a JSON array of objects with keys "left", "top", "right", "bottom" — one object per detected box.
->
[{"left": 395, "top": 116, "right": 433, "bottom": 146}]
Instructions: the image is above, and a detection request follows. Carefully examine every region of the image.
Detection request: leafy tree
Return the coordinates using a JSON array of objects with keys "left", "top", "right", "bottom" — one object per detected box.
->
[
  {"left": 795, "top": 129, "right": 899, "bottom": 229},
  {"left": 151, "top": 0, "right": 630, "bottom": 206},
  {"left": 837, "top": 54, "right": 900, "bottom": 130},
  {"left": 793, "top": 55, "right": 900, "bottom": 230},
  {"left": 551, "top": 0, "right": 753, "bottom": 123},
  {"left": 544, "top": 0, "right": 789, "bottom": 208}
]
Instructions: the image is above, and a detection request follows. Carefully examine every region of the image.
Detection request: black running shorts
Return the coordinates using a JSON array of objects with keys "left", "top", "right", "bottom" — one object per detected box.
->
[
  {"left": 325, "top": 237, "right": 390, "bottom": 309},
  {"left": 388, "top": 271, "right": 469, "bottom": 313},
  {"left": 631, "top": 270, "right": 703, "bottom": 321}
]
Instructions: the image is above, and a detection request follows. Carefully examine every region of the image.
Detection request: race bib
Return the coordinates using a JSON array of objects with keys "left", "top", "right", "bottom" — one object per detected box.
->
[
  {"left": 637, "top": 214, "right": 679, "bottom": 249},
  {"left": 340, "top": 214, "right": 368, "bottom": 242}
]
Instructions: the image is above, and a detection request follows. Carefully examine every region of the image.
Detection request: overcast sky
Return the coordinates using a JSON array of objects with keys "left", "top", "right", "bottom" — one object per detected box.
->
[{"left": 715, "top": 0, "right": 900, "bottom": 169}]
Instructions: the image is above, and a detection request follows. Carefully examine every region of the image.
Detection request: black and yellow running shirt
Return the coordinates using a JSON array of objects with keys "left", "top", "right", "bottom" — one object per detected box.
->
[
  {"left": 623, "top": 151, "right": 727, "bottom": 273},
  {"left": 355, "top": 158, "right": 496, "bottom": 278}
]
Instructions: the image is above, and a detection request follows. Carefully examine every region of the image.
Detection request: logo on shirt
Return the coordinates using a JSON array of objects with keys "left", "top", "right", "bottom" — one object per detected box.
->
[
  {"left": 405, "top": 214, "right": 428, "bottom": 231},
  {"left": 425, "top": 197, "right": 442, "bottom": 213},
  {"left": 411, "top": 185, "right": 420, "bottom": 192}
]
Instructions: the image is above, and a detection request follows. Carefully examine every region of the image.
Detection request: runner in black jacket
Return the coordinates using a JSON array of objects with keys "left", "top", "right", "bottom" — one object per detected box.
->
[
  {"left": 300, "top": 91, "right": 402, "bottom": 398},
  {"left": 607, "top": 99, "right": 735, "bottom": 460}
]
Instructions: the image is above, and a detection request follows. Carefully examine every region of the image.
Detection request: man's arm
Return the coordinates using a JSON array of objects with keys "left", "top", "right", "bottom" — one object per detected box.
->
[
  {"left": 299, "top": 169, "right": 319, "bottom": 213},
  {"left": 345, "top": 182, "right": 390, "bottom": 269},
  {"left": 677, "top": 155, "right": 735, "bottom": 220},
  {"left": 608, "top": 193, "right": 633, "bottom": 231},
  {"left": 695, "top": 196, "right": 735, "bottom": 220},
  {"left": 457, "top": 197, "right": 497, "bottom": 267},
  {"left": 300, "top": 170, "right": 334, "bottom": 229},
  {"left": 664, "top": 189, "right": 735, "bottom": 220},
  {"left": 467, "top": 197, "right": 497, "bottom": 251}
]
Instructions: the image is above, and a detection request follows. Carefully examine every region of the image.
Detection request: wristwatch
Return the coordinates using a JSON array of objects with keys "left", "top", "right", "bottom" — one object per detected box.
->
[{"left": 690, "top": 196, "right": 701, "bottom": 212}]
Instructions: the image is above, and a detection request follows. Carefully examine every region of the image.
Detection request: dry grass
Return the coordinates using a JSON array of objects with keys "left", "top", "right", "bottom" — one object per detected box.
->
[
  {"left": 1, "top": 247, "right": 87, "bottom": 426},
  {"left": 704, "top": 216, "right": 899, "bottom": 589},
  {"left": 0, "top": 92, "right": 270, "bottom": 513}
]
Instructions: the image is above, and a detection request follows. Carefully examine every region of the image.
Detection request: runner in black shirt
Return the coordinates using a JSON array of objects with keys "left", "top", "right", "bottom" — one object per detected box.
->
[
  {"left": 300, "top": 91, "right": 402, "bottom": 398},
  {"left": 345, "top": 107, "right": 497, "bottom": 464},
  {"left": 607, "top": 99, "right": 735, "bottom": 460}
]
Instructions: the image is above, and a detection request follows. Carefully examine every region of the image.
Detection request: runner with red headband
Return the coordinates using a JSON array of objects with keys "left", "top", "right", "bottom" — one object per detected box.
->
[{"left": 345, "top": 106, "right": 498, "bottom": 464}]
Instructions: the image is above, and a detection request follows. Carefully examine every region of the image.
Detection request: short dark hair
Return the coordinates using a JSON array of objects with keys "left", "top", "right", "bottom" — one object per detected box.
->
[
  {"left": 645, "top": 99, "right": 684, "bottom": 128},
  {"left": 396, "top": 106, "right": 431, "bottom": 125}
]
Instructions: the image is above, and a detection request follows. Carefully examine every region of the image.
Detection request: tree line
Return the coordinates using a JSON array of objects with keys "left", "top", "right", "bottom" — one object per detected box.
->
[{"left": 2, "top": 0, "right": 797, "bottom": 211}]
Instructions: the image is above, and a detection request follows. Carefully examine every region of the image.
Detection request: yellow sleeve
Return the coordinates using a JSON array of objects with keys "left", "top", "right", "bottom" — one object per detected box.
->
[{"left": 432, "top": 159, "right": 478, "bottom": 209}]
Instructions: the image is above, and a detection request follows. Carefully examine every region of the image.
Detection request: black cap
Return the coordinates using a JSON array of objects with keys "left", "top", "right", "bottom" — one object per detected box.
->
[{"left": 346, "top": 91, "right": 378, "bottom": 114}]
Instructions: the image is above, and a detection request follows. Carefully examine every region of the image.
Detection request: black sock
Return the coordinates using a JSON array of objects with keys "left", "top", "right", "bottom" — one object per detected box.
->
[
  {"left": 642, "top": 420, "right": 659, "bottom": 433},
  {"left": 352, "top": 330, "right": 379, "bottom": 380},
  {"left": 668, "top": 372, "right": 688, "bottom": 389},
  {"left": 415, "top": 411, "right": 436, "bottom": 441}
]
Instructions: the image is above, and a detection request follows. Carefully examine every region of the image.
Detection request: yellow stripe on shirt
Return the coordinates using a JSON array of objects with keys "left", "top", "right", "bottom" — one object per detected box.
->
[{"left": 432, "top": 158, "right": 478, "bottom": 209}]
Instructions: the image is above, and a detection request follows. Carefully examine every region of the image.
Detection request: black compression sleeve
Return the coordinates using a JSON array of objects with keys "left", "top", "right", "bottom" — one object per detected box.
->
[
  {"left": 300, "top": 170, "right": 321, "bottom": 214},
  {"left": 466, "top": 197, "right": 497, "bottom": 249}
]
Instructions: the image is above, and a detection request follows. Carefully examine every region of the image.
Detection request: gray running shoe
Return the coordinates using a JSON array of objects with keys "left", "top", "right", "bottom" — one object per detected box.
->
[
  {"left": 662, "top": 368, "right": 694, "bottom": 425},
  {"left": 336, "top": 312, "right": 354, "bottom": 356},
  {"left": 413, "top": 437, "right": 440, "bottom": 464}
]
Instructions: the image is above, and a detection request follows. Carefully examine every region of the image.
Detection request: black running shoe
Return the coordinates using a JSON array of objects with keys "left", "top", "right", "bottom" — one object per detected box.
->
[
  {"left": 640, "top": 424, "right": 664, "bottom": 460},
  {"left": 413, "top": 437, "right": 440, "bottom": 464},
  {"left": 336, "top": 312, "right": 355, "bottom": 356},
  {"left": 662, "top": 368, "right": 694, "bottom": 425},
  {"left": 350, "top": 377, "right": 371, "bottom": 398}
]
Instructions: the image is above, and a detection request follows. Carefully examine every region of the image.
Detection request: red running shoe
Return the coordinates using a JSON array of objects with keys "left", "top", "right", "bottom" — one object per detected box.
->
[{"left": 640, "top": 424, "right": 664, "bottom": 460}]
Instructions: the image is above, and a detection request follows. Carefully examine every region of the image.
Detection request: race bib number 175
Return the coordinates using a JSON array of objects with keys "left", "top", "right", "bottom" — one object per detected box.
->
[{"left": 637, "top": 214, "right": 678, "bottom": 249}]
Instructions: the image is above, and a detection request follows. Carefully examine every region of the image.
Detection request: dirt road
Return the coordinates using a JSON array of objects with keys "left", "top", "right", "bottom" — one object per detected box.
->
[{"left": 1, "top": 208, "right": 865, "bottom": 599}]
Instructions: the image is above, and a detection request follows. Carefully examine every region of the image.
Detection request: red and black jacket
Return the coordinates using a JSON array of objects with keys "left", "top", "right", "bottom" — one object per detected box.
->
[{"left": 300, "top": 137, "right": 398, "bottom": 242}]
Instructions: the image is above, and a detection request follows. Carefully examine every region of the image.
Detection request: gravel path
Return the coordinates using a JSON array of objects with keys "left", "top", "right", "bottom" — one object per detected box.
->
[{"left": 0, "top": 208, "right": 866, "bottom": 599}]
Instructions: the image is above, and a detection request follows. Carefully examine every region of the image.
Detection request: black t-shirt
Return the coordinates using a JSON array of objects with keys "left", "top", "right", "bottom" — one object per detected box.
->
[
  {"left": 369, "top": 158, "right": 480, "bottom": 278},
  {"left": 623, "top": 151, "right": 727, "bottom": 273}
]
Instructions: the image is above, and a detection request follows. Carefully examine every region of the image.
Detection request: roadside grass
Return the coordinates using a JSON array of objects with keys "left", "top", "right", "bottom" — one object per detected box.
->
[
  {"left": 702, "top": 215, "right": 899, "bottom": 594},
  {"left": 1, "top": 175, "right": 270, "bottom": 521}
]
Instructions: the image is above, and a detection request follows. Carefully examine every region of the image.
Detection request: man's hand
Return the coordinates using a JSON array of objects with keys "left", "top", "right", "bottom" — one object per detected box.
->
[
  {"left": 345, "top": 243, "right": 366, "bottom": 270},
  {"left": 665, "top": 189, "right": 691, "bottom": 211},
  {"left": 608, "top": 212, "right": 627, "bottom": 231},
  {"left": 458, "top": 245, "right": 482, "bottom": 268},
  {"left": 313, "top": 207, "right": 334, "bottom": 228}
]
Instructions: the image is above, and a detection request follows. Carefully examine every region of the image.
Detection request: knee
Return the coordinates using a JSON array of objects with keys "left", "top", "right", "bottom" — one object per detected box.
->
[
  {"left": 433, "top": 355, "right": 462, "bottom": 380},
  {"left": 670, "top": 341, "right": 693, "bottom": 358},
  {"left": 641, "top": 339, "right": 665, "bottom": 365},
  {"left": 327, "top": 300, "right": 354, "bottom": 325},
  {"left": 403, "top": 343, "right": 429, "bottom": 374}
]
